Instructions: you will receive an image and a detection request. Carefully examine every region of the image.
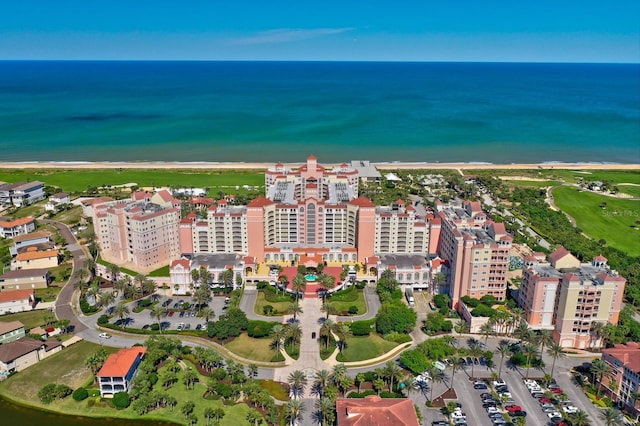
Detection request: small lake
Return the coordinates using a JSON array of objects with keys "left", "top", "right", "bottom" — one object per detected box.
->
[{"left": 0, "top": 396, "right": 178, "bottom": 426}]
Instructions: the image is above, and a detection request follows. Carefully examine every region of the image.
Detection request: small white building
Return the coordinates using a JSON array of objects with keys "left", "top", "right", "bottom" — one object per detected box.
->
[
  {"left": 0, "top": 217, "right": 36, "bottom": 239},
  {"left": 45, "top": 192, "right": 71, "bottom": 211}
]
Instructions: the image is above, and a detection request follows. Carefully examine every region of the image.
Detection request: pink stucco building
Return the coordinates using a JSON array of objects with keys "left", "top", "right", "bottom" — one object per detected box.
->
[
  {"left": 518, "top": 249, "right": 626, "bottom": 348},
  {"left": 93, "top": 190, "right": 181, "bottom": 270}
]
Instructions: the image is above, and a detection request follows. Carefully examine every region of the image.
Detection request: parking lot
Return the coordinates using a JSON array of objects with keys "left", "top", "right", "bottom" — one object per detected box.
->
[
  {"left": 109, "top": 294, "right": 229, "bottom": 332},
  {"left": 415, "top": 337, "right": 606, "bottom": 426}
]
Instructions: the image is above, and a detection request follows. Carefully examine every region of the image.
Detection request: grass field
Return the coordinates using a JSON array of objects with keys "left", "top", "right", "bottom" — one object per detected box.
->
[
  {"left": 336, "top": 333, "right": 398, "bottom": 362},
  {"left": 502, "top": 180, "right": 561, "bottom": 188},
  {"left": 35, "top": 286, "right": 62, "bottom": 302},
  {"left": 224, "top": 333, "right": 277, "bottom": 362},
  {"left": 0, "top": 169, "right": 265, "bottom": 194},
  {"left": 543, "top": 170, "right": 640, "bottom": 185},
  {"left": 0, "top": 342, "right": 253, "bottom": 425},
  {"left": 254, "top": 291, "right": 291, "bottom": 316},
  {"left": 328, "top": 287, "right": 367, "bottom": 315},
  {"left": 0, "top": 310, "right": 55, "bottom": 329},
  {"left": 618, "top": 184, "right": 640, "bottom": 198},
  {"left": 552, "top": 186, "right": 640, "bottom": 256}
]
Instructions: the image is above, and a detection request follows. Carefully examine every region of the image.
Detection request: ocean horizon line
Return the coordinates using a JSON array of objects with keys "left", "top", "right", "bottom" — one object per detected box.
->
[{"left": 1, "top": 59, "right": 639, "bottom": 65}]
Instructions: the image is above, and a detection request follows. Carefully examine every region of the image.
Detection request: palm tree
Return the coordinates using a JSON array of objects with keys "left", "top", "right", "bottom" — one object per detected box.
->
[
  {"left": 321, "top": 302, "right": 338, "bottom": 319},
  {"left": 113, "top": 277, "right": 128, "bottom": 299},
  {"left": 429, "top": 367, "right": 446, "bottom": 402},
  {"left": 334, "top": 324, "right": 352, "bottom": 355},
  {"left": 383, "top": 360, "right": 403, "bottom": 393},
  {"left": 590, "top": 321, "right": 606, "bottom": 348},
  {"left": 330, "top": 364, "right": 351, "bottom": 397},
  {"left": 523, "top": 343, "right": 539, "bottom": 379},
  {"left": 198, "top": 306, "right": 215, "bottom": 323},
  {"left": 468, "top": 342, "right": 483, "bottom": 379},
  {"left": 270, "top": 324, "right": 286, "bottom": 359},
  {"left": 312, "top": 370, "right": 330, "bottom": 398},
  {"left": 497, "top": 341, "right": 511, "bottom": 379},
  {"left": 106, "top": 263, "right": 120, "bottom": 285},
  {"left": 600, "top": 408, "right": 622, "bottom": 426},
  {"left": 291, "top": 274, "right": 306, "bottom": 301},
  {"left": 448, "top": 355, "right": 463, "bottom": 389},
  {"left": 355, "top": 373, "right": 366, "bottom": 393},
  {"left": 98, "top": 291, "right": 116, "bottom": 310},
  {"left": 287, "top": 370, "right": 308, "bottom": 399},
  {"left": 547, "top": 342, "right": 565, "bottom": 378},
  {"left": 320, "top": 319, "right": 335, "bottom": 350},
  {"left": 112, "top": 302, "right": 129, "bottom": 330},
  {"left": 571, "top": 409, "right": 590, "bottom": 426},
  {"left": 536, "top": 329, "right": 553, "bottom": 367},
  {"left": 84, "top": 257, "right": 97, "bottom": 280},
  {"left": 318, "top": 273, "right": 335, "bottom": 302},
  {"left": 150, "top": 305, "right": 168, "bottom": 333},
  {"left": 479, "top": 321, "right": 496, "bottom": 345},
  {"left": 285, "top": 399, "right": 305, "bottom": 426},
  {"left": 286, "top": 322, "right": 302, "bottom": 352},
  {"left": 513, "top": 320, "right": 533, "bottom": 343},
  {"left": 316, "top": 397, "right": 334, "bottom": 426},
  {"left": 590, "top": 359, "right": 613, "bottom": 397},
  {"left": 289, "top": 302, "right": 302, "bottom": 320}
]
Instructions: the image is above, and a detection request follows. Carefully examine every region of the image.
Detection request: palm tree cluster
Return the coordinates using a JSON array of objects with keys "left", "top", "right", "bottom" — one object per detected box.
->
[{"left": 270, "top": 322, "right": 303, "bottom": 360}]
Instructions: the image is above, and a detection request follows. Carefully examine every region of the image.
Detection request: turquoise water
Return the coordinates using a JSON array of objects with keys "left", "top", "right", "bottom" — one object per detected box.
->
[
  {"left": 304, "top": 274, "right": 318, "bottom": 281},
  {"left": 0, "top": 61, "right": 638, "bottom": 163}
]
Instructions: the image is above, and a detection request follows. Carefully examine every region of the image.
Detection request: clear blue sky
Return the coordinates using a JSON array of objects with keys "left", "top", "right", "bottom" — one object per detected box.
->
[{"left": 1, "top": 1, "right": 638, "bottom": 62}]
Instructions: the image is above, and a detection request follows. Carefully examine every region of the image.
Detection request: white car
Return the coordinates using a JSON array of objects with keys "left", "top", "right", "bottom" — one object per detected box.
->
[
  {"left": 562, "top": 406, "right": 578, "bottom": 414},
  {"left": 547, "top": 412, "right": 562, "bottom": 419},
  {"left": 98, "top": 332, "right": 111, "bottom": 339},
  {"left": 493, "top": 380, "right": 507, "bottom": 387}
]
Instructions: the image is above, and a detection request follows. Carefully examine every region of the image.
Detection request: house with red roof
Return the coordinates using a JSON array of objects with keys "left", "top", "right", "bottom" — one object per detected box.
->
[
  {"left": 336, "top": 395, "right": 419, "bottom": 426},
  {"left": 602, "top": 342, "right": 640, "bottom": 418},
  {"left": 97, "top": 347, "right": 147, "bottom": 397},
  {"left": 0, "top": 289, "right": 35, "bottom": 315}
]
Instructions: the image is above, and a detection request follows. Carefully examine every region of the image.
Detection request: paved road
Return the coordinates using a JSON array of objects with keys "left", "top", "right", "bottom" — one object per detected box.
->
[{"left": 47, "top": 219, "right": 89, "bottom": 333}]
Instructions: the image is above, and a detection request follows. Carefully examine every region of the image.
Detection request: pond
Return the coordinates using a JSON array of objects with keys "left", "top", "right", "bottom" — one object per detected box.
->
[
  {"left": 0, "top": 396, "right": 177, "bottom": 426},
  {"left": 304, "top": 274, "right": 318, "bottom": 282}
]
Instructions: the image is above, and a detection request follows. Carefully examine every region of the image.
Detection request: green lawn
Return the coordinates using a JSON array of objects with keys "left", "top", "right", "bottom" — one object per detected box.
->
[
  {"left": 328, "top": 287, "right": 367, "bottom": 316},
  {"left": 502, "top": 180, "right": 561, "bottom": 188},
  {"left": 254, "top": 291, "right": 292, "bottom": 316},
  {"left": 553, "top": 186, "right": 640, "bottom": 256},
  {"left": 336, "top": 333, "right": 399, "bottom": 362},
  {"left": 148, "top": 265, "right": 170, "bottom": 277},
  {"left": 0, "top": 340, "right": 117, "bottom": 402},
  {"left": 0, "top": 169, "right": 265, "bottom": 194},
  {"left": 51, "top": 205, "right": 83, "bottom": 225},
  {"left": 35, "top": 286, "right": 62, "bottom": 302},
  {"left": 542, "top": 170, "right": 640, "bottom": 185},
  {"left": 618, "top": 184, "right": 640, "bottom": 198},
  {"left": 0, "top": 310, "right": 55, "bottom": 329},
  {"left": 0, "top": 342, "right": 254, "bottom": 425},
  {"left": 224, "top": 333, "right": 277, "bottom": 363},
  {"left": 49, "top": 263, "right": 73, "bottom": 283}
]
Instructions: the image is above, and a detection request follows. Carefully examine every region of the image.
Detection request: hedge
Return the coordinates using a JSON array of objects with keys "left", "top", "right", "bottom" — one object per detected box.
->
[
  {"left": 112, "top": 392, "right": 131, "bottom": 409},
  {"left": 72, "top": 387, "right": 89, "bottom": 401},
  {"left": 350, "top": 319, "right": 376, "bottom": 336},
  {"left": 347, "top": 390, "right": 376, "bottom": 398},
  {"left": 247, "top": 320, "right": 279, "bottom": 338}
]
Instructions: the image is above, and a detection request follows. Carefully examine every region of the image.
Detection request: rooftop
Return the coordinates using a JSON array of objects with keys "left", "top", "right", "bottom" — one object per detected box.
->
[
  {"left": 0, "top": 337, "right": 60, "bottom": 363},
  {"left": 603, "top": 342, "right": 640, "bottom": 374},
  {"left": 0, "top": 268, "right": 49, "bottom": 280},
  {"left": 0, "top": 321, "right": 24, "bottom": 335},
  {"left": 191, "top": 253, "right": 244, "bottom": 270},
  {"left": 0, "top": 289, "right": 35, "bottom": 303},
  {"left": 350, "top": 160, "right": 381, "bottom": 179},
  {"left": 336, "top": 395, "right": 419, "bottom": 426},
  {"left": 12, "top": 231, "right": 51, "bottom": 243},
  {"left": 98, "top": 347, "right": 147, "bottom": 377},
  {"left": 378, "top": 254, "right": 429, "bottom": 270}
]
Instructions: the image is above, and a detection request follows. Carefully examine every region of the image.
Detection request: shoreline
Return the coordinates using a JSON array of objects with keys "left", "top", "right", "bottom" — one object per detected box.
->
[{"left": 0, "top": 161, "right": 638, "bottom": 171}]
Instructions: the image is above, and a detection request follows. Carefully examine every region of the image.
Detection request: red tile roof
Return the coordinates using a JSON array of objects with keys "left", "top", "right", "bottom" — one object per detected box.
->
[
  {"left": 171, "top": 259, "right": 190, "bottom": 269},
  {"left": 247, "top": 197, "right": 274, "bottom": 208},
  {"left": 0, "top": 216, "right": 34, "bottom": 228},
  {"left": 0, "top": 289, "right": 34, "bottom": 303},
  {"left": 12, "top": 231, "right": 51, "bottom": 243},
  {"left": 549, "top": 247, "right": 571, "bottom": 262},
  {"left": 155, "top": 189, "right": 173, "bottom": 202},
  {"left": 336, "top": 396, "right": 419, "bottom": 426},
  {"left": 594, "top": 255, "right": 608, "bottom": 262},
  {"left": 98, "top": 347, "right": 147, "bottom": 377},
  {"left": 349, "top": 197, "right": 375, "bottom": 208},
  {"left": 603, "top": 342, "right": 640, "bottom": 374},
  {"left": 15, "top": 249, "right": 59, "bottom": 261}
]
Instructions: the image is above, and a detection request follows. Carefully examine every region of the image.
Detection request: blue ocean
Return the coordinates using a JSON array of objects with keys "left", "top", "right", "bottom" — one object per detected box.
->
[{"left": 0, "top": 61, "right": 638, "bottom": 163}]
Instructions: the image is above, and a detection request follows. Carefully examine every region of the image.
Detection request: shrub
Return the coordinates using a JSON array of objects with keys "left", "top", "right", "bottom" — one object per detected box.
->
[
  {"left": 138, "top": 298, "right": 152, "bottom": 307},
  {"left": 257, "top": 281, "right": 269, "bottom": 289},
  {"left": 347, "top": 390, "right": 376, "bottom": 398},
  {"left": 400, "top": 349, "right": 430, "bottom": 374},
  {"left": 380, "top": 391, "right": 403, "bottom": 398},
  {"left": 38, "top": 384, "right": 57, "bottom": 404},
  {"left": 376, "top": 302, "right": 417, "bottom": 335},
  {"left": 460, "top": 296, "right": 480, "bottom": 307},
  {"left": 470, "top": 304, "right": 496, "bottom": 317},
  {"left": 247, "top": 320, "right": 278, "bottom": 338},
  {"left": 350, "top": 319, "right": 375, "bottom": 336},
  {"left": 263, "top": 305, "right": 274, "bottom": 315},
  {"left": 80, "top": 299, "right": 98, "bottom": 314},
  {"left": 348, "top": 306, "right": 359, "bottom": 315},
  {"left": 150, "top": 323, "right": 160, "bottom": 331},
  {"left": 112, "top": 391, "right": 131, "bottom": 409},
  {"left": 210, "top": 368, "right": 228, "bottom": 381},
  {"left": 510, "top": 352, "right": 526, "bottom": 366},
  {"left": 384, "top": 332, "right": 412, "bottom": 344},
  {"left": 97, "top": 314, "right": 109, "bottom": 325},
  {"left": 433, "top": 294, "right": 449, "bottom": 309},
  {"left": 72, "top": 388, "right": 89, "bottom": 401}
]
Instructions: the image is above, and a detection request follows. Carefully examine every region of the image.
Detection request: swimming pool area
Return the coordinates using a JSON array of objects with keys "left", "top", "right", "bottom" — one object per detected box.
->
[{"left": 304, "top": 274, "right": 318, "bottom": 281}]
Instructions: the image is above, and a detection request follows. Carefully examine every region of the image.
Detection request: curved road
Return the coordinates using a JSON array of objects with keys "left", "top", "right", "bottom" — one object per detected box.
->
[{"left": 47, "top": 219, "right": 89, "bottom": 333}]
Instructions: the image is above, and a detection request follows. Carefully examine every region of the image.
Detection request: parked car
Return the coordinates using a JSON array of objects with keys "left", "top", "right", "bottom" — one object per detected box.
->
[
  {"left": 195, "top": 324, "right": 202, "bottom": 330},
  {"left": 504, "top": 405, "right": 522, "bottom": 412},
  {"left": 510, "top": 410, "right": 527, "bottom": 417},
  {"left": 562, "top": 406, "right": 578, "bottom": 414},
  {"left": 493, "top": 380, "right": 507, "bottom": 387},
  {"left": 474, "top": 382, "right": 488, "bottom": 390},
  {"left": 98, "top": 332, "right": 111, "bottom": 339},
  {"left": 479, "top": 356, "right": 487, "bottom": 366}
]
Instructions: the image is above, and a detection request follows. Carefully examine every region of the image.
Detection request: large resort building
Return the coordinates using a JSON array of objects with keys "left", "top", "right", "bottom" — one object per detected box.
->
[{"left": 518, "top": 248, "right": 626, "bottom": 348}]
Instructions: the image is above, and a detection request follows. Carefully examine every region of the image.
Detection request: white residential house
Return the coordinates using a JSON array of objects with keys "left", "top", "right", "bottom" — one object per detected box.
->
[
  {"left": 45, "top": 192, "right": 70, "bottom": 211},
  {"left": 0, "top": 289, "right": 36, "bottom": 315},
  {"left": 97, "top": 347, "right": 147, "bottom": 397}
]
